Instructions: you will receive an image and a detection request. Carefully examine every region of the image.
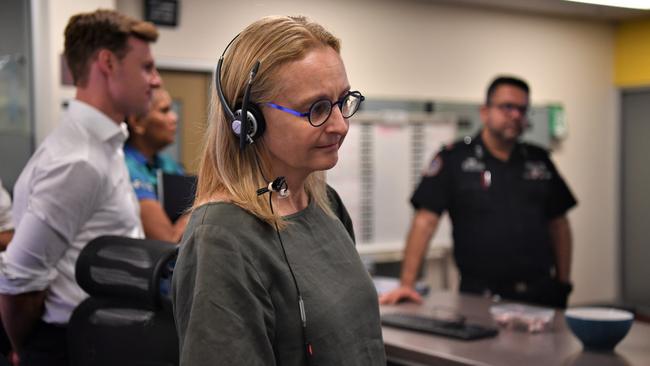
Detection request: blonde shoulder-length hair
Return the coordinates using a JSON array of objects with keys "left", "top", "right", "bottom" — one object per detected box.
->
[{"left": 194, "top": 15, "right": 341, "bottom": 228}]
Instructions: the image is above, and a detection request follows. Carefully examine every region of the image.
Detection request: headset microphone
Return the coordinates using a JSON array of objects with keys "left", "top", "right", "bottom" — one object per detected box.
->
[{"left": 257, "top": 176, "right": 290, "bottom": 198}]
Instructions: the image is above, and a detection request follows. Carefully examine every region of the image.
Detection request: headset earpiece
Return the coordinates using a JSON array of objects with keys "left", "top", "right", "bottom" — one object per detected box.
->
[
  {"left": 215, "top": 38, "right": 264, "bottom": 151},
  {"left": 232, "top": 102, "right": 266, "bottom": 143}
]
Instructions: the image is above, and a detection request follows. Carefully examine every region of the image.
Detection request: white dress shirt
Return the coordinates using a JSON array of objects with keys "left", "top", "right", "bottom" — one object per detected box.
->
[
  {"left": 0, "top": 179, "right": 12, "bottom": 232},
  {"left": 0, "top": 100, "right": 143, "bottom": 324}
]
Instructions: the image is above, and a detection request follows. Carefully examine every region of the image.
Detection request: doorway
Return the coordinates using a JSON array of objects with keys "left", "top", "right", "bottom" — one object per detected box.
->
[
  {"left": 621, "top": 89, "right": 650, "bottom": 315},
  {"left": 158, "top": 70, "right": 212, "bottom": 174}
]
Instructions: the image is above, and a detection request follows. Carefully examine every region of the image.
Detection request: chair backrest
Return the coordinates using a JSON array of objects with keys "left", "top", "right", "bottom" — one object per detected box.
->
[{"left": 68, "top": 236, "right": 179, "bottom": 366}]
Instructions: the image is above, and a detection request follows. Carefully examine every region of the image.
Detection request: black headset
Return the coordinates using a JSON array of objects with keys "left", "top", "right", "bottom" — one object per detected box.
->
[{"left": 215, "top": 35, "right": 266, "bottom": 151}]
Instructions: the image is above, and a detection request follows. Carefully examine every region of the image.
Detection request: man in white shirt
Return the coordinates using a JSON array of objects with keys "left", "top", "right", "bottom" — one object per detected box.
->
[{"left": 0, "top": 9, "right": 160, "bottom": 365}]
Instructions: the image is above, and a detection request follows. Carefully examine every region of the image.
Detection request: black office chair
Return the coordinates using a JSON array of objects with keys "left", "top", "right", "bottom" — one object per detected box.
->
[{"left": 68, "top": 235, "right": 179, "bottom": 366}]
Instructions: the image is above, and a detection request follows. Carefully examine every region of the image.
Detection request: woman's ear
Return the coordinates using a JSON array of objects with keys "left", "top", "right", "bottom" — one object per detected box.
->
[{"left": 127, "top": 115, "right": 146, "bottom": 135}]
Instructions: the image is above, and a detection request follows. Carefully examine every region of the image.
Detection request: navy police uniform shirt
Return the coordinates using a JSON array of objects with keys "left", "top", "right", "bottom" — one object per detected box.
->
[{"left": 411, "top": 133, "right": 577, "bottom": 282}]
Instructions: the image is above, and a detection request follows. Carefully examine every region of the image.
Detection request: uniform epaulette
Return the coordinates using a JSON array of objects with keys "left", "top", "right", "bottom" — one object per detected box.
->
[
  {"left": 519, "top": 141, "right": 549, "bottom": 156},
  {"left": 447, "top": 136, "right": 474, "bottom": 150},
  {"left": 441, "top": 136, "right": 464, "bottom": 151}
]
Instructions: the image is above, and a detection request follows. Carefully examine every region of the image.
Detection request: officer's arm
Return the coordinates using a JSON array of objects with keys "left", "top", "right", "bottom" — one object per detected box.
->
[
  {"left": 379, "top": 209, "right": 440, "bottom": 305},
  {"left": 401, "top": 209, "right": 440, "bottom": 287},
  {"left": 549, "top": 215, "right": 572, "bottom": 283}
]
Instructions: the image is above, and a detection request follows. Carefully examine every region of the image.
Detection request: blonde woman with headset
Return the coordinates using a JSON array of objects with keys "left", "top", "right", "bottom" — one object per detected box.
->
[{"left": 172, "top": 15, "right": 385, "bottom": 365}]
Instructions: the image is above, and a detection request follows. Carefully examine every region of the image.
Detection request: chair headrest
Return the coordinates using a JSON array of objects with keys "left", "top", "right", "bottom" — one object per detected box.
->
[{"left": 76, "top": 236, "right": 178, "bottom": 309}]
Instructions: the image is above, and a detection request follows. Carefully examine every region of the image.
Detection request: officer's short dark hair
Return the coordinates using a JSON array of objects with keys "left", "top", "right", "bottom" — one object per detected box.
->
[{"left": 486, "top": 76, "right": 529, "bottom": 104}]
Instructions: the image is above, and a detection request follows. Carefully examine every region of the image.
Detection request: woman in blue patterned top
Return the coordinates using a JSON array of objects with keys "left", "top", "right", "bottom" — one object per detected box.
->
[{"left": 125, "top": 87, "right": 188, "bottom": 242}]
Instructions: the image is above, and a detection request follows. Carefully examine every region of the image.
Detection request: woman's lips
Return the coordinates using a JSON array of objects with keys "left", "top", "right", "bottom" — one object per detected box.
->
[{"left": 316, "top": 142, "right": 338, "bottom": 149}]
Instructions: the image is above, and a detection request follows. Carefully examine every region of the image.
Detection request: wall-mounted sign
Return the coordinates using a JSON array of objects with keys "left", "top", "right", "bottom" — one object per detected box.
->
[
  {"left": 145, "top": 0, "right": 179, "bottom": 27},
  {"left": 548, "top": 104, "right": 567, "bottom": 140}
]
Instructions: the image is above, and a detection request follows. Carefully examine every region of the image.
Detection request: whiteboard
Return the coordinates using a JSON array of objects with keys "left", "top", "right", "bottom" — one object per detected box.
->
[{"left": 327, "top": 111, "right": 457, "bottom": 254}]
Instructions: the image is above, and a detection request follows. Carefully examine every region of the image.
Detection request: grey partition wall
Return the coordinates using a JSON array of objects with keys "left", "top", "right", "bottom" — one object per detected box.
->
[
  {"left": 360, "top": 98, "right": 552, "bottom": 149},
  {"left": 0, "top": 0, "right": 34, "bottom": 191},
  {"left": 621, "top": 89, "right": 650, "bottom": 315}
]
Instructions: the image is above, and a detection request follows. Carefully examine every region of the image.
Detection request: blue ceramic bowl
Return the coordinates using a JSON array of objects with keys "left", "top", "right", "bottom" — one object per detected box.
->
[{"left": 565, "top": 307, "right": 634, "bottom": 351}]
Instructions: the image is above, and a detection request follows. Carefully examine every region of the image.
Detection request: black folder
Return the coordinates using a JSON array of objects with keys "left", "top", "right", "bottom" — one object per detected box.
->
[{"left": 157, "top": 172, "right": 197, "bottom": 222}]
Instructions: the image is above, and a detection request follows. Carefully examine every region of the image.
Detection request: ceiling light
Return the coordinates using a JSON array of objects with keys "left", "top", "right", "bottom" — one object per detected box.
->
[{"left": 563, "top": 0, "right": 650, "bottom": 10}]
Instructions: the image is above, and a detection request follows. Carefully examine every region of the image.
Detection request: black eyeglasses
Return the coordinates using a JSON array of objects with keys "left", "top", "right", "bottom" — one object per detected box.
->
[
  {"left": 490, "top": 102, "right": 531, "bottom": 118},
  {"left": 265, "top": 90, "right": 365, "bottom": 127}
]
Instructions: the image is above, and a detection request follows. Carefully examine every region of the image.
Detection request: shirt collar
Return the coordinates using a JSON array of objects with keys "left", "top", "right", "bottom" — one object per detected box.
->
[
  {"left": 124, "top": 143, "right": 161, "bottom": 169},
  {"left": 67, "top": 99, "right": 129, "bottom": 149},
  {"left": 474, "top": 130, "right": 525, "bottom": 161},
  {"left": 125, "top": 143, "right": 148, "bottom": 165}
]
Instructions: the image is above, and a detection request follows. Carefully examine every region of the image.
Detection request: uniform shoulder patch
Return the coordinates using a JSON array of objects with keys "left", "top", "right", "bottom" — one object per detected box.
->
[{"left": 423, "top": 155, "right": 443, "bottom": 177}]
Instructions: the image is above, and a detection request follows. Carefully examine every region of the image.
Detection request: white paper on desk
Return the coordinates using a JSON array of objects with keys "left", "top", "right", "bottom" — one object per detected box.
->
[
  {"left": 373, "top": 276, "right": 401, "bottom": 295},
  {"left": 373, "top": 276, "right": 429, "bottom": 296}
]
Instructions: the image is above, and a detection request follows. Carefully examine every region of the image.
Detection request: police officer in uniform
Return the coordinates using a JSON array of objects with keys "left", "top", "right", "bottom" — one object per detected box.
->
[{"left": 380, "top": 76, "right": 577, "bottom": 308}]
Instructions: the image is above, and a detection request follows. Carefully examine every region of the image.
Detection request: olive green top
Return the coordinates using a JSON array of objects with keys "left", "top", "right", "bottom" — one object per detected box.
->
[{"left": 172, "top": 188, "right": 385, "bottom": 365}]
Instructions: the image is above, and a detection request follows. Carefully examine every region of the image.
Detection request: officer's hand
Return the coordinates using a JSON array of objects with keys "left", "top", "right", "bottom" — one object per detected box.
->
[{"left": 379, "top": 286, "right": 423, "bottom": 305}]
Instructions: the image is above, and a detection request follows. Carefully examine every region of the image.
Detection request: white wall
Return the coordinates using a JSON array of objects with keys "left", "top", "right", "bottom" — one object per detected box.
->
[
  {"left": 40, "top": 0, "right": 619, "bottom": 304},
  {"left": 31, "top": 0, "right": 116, "bottom": 142}
]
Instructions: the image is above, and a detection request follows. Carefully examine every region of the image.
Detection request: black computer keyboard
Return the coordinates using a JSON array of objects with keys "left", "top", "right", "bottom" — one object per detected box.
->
[{"left": 382, "top": 313, "right": 498, "bottom": 340}]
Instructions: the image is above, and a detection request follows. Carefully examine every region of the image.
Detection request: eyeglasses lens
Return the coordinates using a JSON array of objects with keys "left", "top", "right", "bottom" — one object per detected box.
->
[
  {"left": 341, "top": 93, "right": 361, "bottom": 118},
  {"left": 308, "top": 92, "right": 364, "bottom": 126},
  {"left": 309, "top": 100, "right": 332, "bottom": 126}
]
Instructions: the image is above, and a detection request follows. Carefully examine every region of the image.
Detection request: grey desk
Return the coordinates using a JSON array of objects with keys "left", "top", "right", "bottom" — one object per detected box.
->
[{"left": 381, "top": 291, "right": 650, "bottom": 366}]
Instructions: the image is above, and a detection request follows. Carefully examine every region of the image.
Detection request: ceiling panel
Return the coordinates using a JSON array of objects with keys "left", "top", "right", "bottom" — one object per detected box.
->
[{"left": 428, "top": 0, "right": 650, "bottom": 21}]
